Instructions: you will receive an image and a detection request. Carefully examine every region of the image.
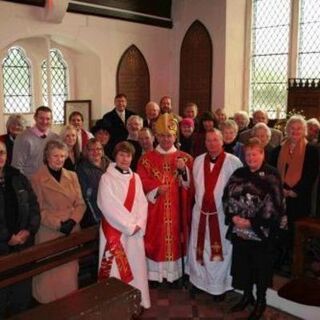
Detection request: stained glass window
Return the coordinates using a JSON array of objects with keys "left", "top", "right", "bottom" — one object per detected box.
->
[{"left": 2, "top": 47, "right": 32, "bottom": 113}]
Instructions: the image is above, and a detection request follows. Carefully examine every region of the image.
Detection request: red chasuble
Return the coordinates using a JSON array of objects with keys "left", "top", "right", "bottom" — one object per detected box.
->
[
  {"left": 99, "top": 175, "right": 136, "bottom": 283},
  {"left": 196, "top": 152, "right": 225, "bottom": 264},
  {"left": 137, "top": 150, "right": 193, "bottom": 262}
]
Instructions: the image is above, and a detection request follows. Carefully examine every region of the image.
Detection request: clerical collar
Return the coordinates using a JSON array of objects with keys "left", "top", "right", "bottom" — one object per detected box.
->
[
  {"left": 115, "top": 166, "right": 130, "bottom": 174},
  {"left": 208, "top": 152, "right": 222, "bottom": 163}
]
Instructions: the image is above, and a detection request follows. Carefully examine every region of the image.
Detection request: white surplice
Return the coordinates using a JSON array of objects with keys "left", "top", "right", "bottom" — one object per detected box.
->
[
  {"left": 97, "top": 164, "right": 150, "bottom": 308},
  {"left": 186, "top": 153, "right": 242, "bottom": 295}
]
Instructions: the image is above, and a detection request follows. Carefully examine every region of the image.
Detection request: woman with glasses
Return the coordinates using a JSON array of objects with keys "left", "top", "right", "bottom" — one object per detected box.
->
[{"left": 77, "top": 138, "right": 110, "bottom": 228}]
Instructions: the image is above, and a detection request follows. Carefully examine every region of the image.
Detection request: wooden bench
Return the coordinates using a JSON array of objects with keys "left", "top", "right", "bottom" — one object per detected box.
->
[
  {"left": 0, "top": 227, "right": 141, "bottom": 319},
  {"left": 10, "top": 278, "right": 141, "bottom": 320}
]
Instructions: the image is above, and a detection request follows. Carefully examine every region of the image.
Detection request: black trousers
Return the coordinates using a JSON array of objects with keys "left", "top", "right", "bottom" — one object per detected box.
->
[{"left": 231, "top": 239, "right": 274, "bottom": 301}]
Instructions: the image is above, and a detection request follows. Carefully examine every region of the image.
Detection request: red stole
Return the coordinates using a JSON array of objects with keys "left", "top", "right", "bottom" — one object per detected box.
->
[
  {"left": 196, "top": 152, "right": 225, "bottom": 264},
  {"left": 81, "top": 129, "right": 89, "bottom": 149},
  {"left": 98, "top": 175, "right": 136, "bottom": 283}
]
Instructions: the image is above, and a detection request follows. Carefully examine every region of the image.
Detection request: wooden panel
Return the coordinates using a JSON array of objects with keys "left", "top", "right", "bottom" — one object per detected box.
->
[
  {"left": 287, "top": 78, "right": 320, "bottom": 119},
  {"left": 3, "top": 0, "right": 45, "bottom": 6},
  {"left": 117, "top": 45, "right": 150, "bottom": 116},
  {"left": 179, "top": 20, "right": 212, "bottom": 115},
  {"left": 74, "top": 0, "right": 171, "bottom": 18},
  {"left": 68, "top": 0, "right": 172, "bottom": 28}
]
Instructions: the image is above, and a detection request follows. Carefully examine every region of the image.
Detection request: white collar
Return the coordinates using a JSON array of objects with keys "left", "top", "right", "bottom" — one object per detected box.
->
[{"left": 155, "top": 145, "right": 177, "bottom": 154}]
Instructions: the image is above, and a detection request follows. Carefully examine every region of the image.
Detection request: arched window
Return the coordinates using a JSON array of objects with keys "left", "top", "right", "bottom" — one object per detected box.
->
[
  {"left": 2, "top": 47, "right": 32, "bottom": 113},
  {"left": 41, "top": 49, "right": 69, "bottom": 124},
  {"left": 179, "top": 20, "right": 212, "bottom": 115},
  {"left": 117, "top": 45, "right": 150, "bottom": 116}
]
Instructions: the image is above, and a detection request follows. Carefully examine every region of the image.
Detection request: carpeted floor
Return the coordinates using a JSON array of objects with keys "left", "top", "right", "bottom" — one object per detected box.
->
[{"left": 140, "top": 284, "right": 301, "bottom": 320}]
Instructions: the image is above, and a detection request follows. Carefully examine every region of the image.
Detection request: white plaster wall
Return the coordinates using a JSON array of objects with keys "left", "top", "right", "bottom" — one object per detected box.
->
[
  {"left": 0, "top": 0, "right": 248, "bottom": 134},
  {"left": 0, "top": 1, "right": 172, "bottom": 133},
  {"left": 224, "top": 0, "right": 247, "bottom": 117}
]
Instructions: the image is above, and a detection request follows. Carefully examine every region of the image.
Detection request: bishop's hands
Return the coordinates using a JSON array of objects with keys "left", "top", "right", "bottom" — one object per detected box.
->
[
  {"left": 176, "top": 157, "right": 187, "bottom": 171},
  {"left": 232, "top": 215, "right": 251, "bottom": 229},
  {"left": 157, "top": 184, "right": 169, "bottom": 196}
]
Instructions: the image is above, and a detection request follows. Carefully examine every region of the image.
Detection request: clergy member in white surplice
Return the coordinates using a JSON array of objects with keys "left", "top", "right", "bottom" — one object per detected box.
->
[
  {"left": 97, "top": 141, "right": 150, "bottom": 309},
  {"left": 187, "top": 129, "right": 242, "bottom": 299}
]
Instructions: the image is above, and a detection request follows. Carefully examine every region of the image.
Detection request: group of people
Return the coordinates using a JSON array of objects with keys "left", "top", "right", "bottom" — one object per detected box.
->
[{"left": 0, "top": 93, "right": 319, "bottom": 320}]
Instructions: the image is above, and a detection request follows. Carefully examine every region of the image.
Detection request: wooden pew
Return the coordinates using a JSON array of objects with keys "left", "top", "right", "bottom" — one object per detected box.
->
[
  {"left": 0, "top": 227, "right": 141, "bottom": 319},
  {"left": 10, "top": 278, "right": 141, "bottom": 320}
]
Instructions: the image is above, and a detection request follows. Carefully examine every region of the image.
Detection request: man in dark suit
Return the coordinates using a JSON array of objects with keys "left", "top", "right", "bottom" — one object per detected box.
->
[{"left": 102, "top": 93, "right": 135, "bottom": 154}]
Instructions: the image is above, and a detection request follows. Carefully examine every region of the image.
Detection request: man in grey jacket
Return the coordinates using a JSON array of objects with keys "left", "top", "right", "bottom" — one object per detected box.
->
[{"left": 11, "top": 106, "right": 59, "bottom": 179}]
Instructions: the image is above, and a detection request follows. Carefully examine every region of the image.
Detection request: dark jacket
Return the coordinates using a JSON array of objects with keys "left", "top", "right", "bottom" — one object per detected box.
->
[
  {"left": 223, "top": 163, "right": 285, "bottom": 243},
  {"left": 0, "top": 165, "right": 40, "bottom": 255},
  {"left": 270, "top": 143, "right": 319, "bottom": 221},
  {"left": 76, "top": 157, "right": 110, "bottom": 228},
  {"left": 102, "top": 108, "right": 136, "bottom": 151}
]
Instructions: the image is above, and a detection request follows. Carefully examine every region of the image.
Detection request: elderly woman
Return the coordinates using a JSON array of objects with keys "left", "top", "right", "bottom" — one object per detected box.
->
[
  {"left": 306, "top": 118, "right": 320, "bottom": 144},
  {"left": 31, "top": 140, "right": 86, "bottom": 304},
  {"left": 0, "top": 141, "right": 40, "bottom": 317},
  {"left": 97, "top": 141, "right": 150, "bottom": 309},
  {"left": 271, "top": 115, "right": 319, "bottom": 222},
  {"left": 60, "top": 125, "right": 81, "bottom": 171},
  {"left": 221, "top": 119, "right": 244, "bottom": 162},
  {"left": 126, "top": 115, "right": 144, "bottom": 171},
  {"left": 77, "top": 138, "right": 110, "bottom": 228},
  {"left": 251, "top": 123, "right": 274, "bottom": 162},
  {"left": 223, "top": 138, "right": 286, "bottom": 320},
  {"left": 271, "top": 115, "right": 319, "bottom": 269},
  {"left": 233, "top": 111, "right": 250, "bottom": 136},
  {"left": 0, "top": 114, "right": 26, "bottom": 164}
]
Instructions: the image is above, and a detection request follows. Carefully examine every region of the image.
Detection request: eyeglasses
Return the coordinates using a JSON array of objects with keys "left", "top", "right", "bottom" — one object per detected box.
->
[{"left": 0, "top": 151, "right": 7, "bottom": 156}]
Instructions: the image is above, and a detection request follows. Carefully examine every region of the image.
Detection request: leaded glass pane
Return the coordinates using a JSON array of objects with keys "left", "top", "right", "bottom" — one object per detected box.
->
[
  {"left": 2, "top": 47, "right": 32, "bottom": 113},
  {"left": 41, "top": 60, "right": 48, "bottom": 106},
  {"left": 298, "top": 0, "right": 320, "bottom": 78},
  {"left": 41, "top": 49, "right": 69, "bottom": 124},
  {"left": 250, "top": 0, "right": 291, "bottom": 119}
]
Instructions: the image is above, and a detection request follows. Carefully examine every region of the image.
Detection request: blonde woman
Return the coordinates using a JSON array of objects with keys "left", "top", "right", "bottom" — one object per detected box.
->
[
  {"left": 270, "top": 115, "right": 319, "bottom": 269},
  {"left": 60, "top": 125, "right": 81, "bottom": 171}
]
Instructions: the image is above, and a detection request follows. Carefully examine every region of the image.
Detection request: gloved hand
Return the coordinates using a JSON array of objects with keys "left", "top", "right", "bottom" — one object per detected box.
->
[{"left": 60, "top": 219, "right": 76, "bottom": 235}]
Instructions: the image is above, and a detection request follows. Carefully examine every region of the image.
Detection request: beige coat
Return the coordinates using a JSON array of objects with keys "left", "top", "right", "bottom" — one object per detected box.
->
[{"left": 31, "top": 165, "right": 86, "bottom": 303}]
